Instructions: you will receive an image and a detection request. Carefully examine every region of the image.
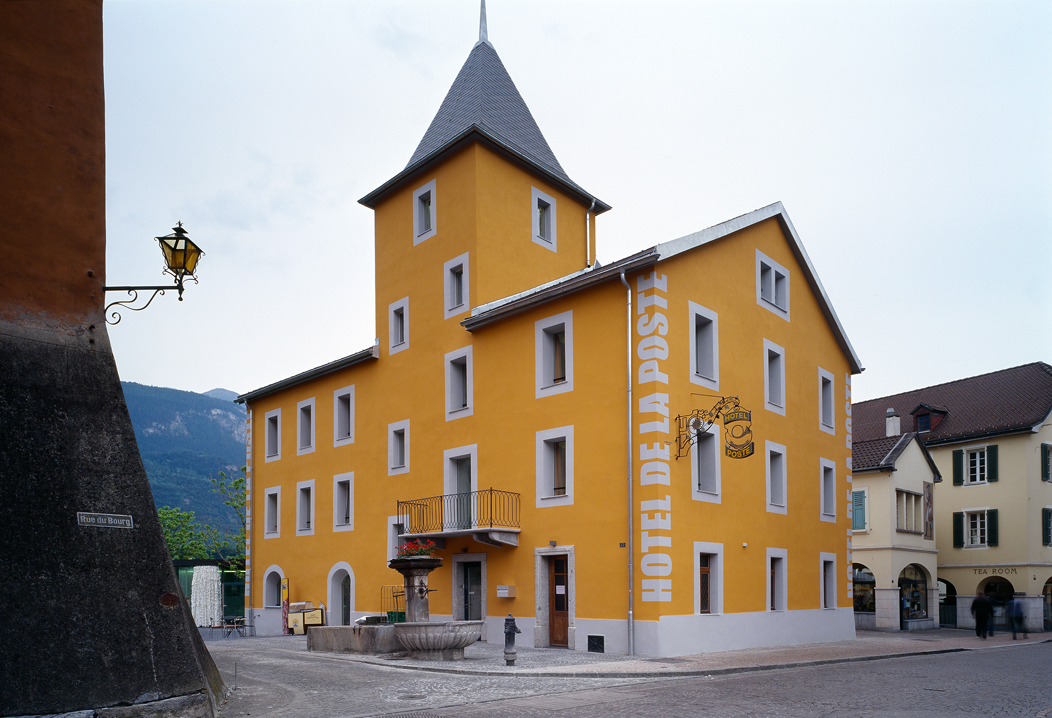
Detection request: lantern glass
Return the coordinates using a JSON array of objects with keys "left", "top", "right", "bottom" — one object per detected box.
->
[{"left": 156, "top": 226, "right": 203, "bottom": 278}]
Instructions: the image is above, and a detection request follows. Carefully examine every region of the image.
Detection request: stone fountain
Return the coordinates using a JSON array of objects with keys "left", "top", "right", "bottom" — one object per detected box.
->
[{"left": 388, "top": 554, "right": 483, "bottom": 660}]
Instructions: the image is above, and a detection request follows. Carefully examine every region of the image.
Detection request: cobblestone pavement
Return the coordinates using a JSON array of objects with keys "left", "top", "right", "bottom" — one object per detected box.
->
[{"left": 204, "top": 631, "right": 1052, "bottom": 717}]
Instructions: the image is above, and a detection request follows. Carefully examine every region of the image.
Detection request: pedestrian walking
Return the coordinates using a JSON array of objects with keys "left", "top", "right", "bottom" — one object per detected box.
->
[
  {"left": 1008, "top": 594, "right": 1027, "bottom": 639},
  {"left": 971, "top": 591, "right": 992, "bottom": 639}
]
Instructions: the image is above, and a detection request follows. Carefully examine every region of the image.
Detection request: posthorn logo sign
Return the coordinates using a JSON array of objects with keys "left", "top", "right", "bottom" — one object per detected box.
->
[{"left": 723, "top": 408, "right": 754, "bottom": 458}]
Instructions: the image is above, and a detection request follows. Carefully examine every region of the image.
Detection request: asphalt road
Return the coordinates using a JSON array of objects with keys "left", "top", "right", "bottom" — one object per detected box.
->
[{"left": 208, "top": 638, "right": 1052, "bottom": 718}]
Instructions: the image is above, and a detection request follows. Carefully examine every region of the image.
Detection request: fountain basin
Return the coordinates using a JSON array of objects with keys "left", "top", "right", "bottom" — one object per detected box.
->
[{"left": 394, "top": 620, "right": 484, "bottom": 660}]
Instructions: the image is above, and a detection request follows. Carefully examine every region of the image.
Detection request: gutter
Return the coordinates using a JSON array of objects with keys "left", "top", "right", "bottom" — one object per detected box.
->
[{"left": 237, "top": 344, "right": 379, "bottom": 404}]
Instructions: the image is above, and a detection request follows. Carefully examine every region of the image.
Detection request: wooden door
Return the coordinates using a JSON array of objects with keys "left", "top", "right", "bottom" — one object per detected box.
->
[{"left": 549, "top": 556, "right": 568, "bottom": 646}]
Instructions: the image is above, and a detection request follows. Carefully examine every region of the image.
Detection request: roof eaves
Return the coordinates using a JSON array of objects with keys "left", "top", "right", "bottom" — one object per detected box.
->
[
  {"left": 881, "top": 432, "right": 917, "bottom": 468},
  {"left": 657, "top": 202, "right": 863, "bottom": 375},
  {"left": 237, "top": 344, "right": 379, "bottom": 405}
]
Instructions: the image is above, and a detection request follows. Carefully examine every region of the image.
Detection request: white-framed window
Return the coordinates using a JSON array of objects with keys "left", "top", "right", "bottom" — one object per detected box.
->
[
  {"left": 820, "top": 553, "right": 836, "bottom": 609},
  {"left": 333, "top": 472, "right": 353, "bottom": 532},
  {"left": 532, "top": 186, "right": 557, "bottom": 251},
  {"left": 694, "top": 542, "right": 723, "bottom": 615},
  {"left": 766, "top": 440, "right": 787, "bottom": 514},
  {"left": 963, "top": 508, "right": 995, "bottom": 547},
  {"left": 818, "top": 367, "right": 835, "bottom": 434},
  {"left": 387, "top": 515, "right": 406, "bottom": 561},
  {"left": 688, "top": 301, "right": 718, "bottom": 391},
  {"left": 296, "top": 397, "right": 315, "bottom": 455},
  {"left": 263, "top": 486, "right": 280, "bottom": 538},
  {"left": 536, "top": 426, "right": 573, "bottom": 507},
  {"left": 263, "top": 566, "right": 284, "bottom": 607},
  {"left": 851, "top": 487, "right": 868, "bottom": 531},
  {"left": 388, "top": 419, "right": 410, "bottom": 476},
  {"left": 691, "top": 425, "right": 721, "bottom": 503},
  {"left": 764, "top": 339, "right": 786, "bottom": 415},
  {"left": 443, "top": 252, "right": 470, "bottom": 320},
  {"left": 296, "top": 479, "right": 314, "bottom": 536},
  {"left": 535, "top": 310, "right": 573, "bottom": 398},
  {"left": 264, "top": 408, "right": 281, "bottom": 462},
  {"left": 445, "top": 345, "right": 473, "bottom": 420},
  {"left": 756, "top": 249, "right": 790, "bottom": 320},
  {"left": 333, "top": 385, "right": 354, "bottom": 448},
  {"left": 820, "top": 458, "right": 836, "bottom": 522},
  {"left": 967, "top": 448, "right": 987, "bottom": 484},
  {"left": 413, "top": 179, "right": 437, "bottom": 244},
  {"left": 767, "top": 547, "right": 788, "bottom": 611},
  {"left": 953, "top": 445, "right": 998, "bottom": 485},
  {"left": 443, "top": 444, "right": 479, "bottom": 496},
  {"left": 389, "top": 297, "right": 409, "bottom": 355},
  {"left": 896, "top": 489, "right": 923, "bottom": 534}
]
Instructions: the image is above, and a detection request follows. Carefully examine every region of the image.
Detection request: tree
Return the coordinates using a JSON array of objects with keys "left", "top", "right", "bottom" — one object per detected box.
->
[
  {"left": 211, "top": 466, "right": 247, "bottom": 564},
  {"left": 158, "top": 506, "right": 220, "bottom": 560}
]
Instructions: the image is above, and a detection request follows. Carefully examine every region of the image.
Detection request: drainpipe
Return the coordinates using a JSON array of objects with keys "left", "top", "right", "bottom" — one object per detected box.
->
[
  {"left": 620, "top": 269, "right": 634, "bottom": 655},
  {"left": 584, "top": 199, "right": 596, "bottom": 268}
]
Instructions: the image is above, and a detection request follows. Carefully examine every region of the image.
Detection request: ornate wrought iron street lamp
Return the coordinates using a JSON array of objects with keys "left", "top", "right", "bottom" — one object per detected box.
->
[{"left": 104, "top": 222, "right": 204, "bottom": 324}]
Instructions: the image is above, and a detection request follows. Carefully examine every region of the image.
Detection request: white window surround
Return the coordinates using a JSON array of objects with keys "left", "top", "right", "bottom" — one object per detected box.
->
[
  {"left": 536, "top": 425, "right": 574, "bottom": 507},
  {"left": 443, "top": 444, "right": 479, "bottom": 496},
  {"left": 818, "top": 367, "right": 835, "bottom": 435},
  {"left": 693, "top": 541, "right": 724, "bottom": 615},
  {"left": 756, "top": 249, "right": 790, "bottom": 320},
  {"left": 964, "top": 507, "right": 990, "bottom": 548},
  {"left": 387, "top": 515, "right": 406, "bottom": 561},
  {"left": 263, "top": 565, "right": 285, "bottom": 607},
  {"left": 388, "top": 419, "right": 410, "bottom": 476},
  {"left": 296, "top": 397, "right": 315, "bottom": 456},
  {"left": 767, "top": 547, "right": 788, "bottom": 612},
  {"left": 333, "top": 385, "right": 354, "bottom": 448},
  {"left": 532, "top": 186, "right": 558, "bottom": 251},
  {"left": 688, "top": 301, "right": 719, "bottom": 391},
  {"left": 820, "top": 552, "right": 837, "bottom": 609},
  {"left": 296, "top": 479, "right": 315, "bottom": 536},
  {"left": 445, "top": 345, "right": 474, "bottom": 420},
  {"left": 443, "top": 252, "right": 470, "bottom": 320},
  {"left": 820, "top": 458, "right": 836, "bottom": 523},
  {"left": 964, "top": 445, "right": 989, "bottom": 485},
  {"left": 535, "top": 310, "right": 573, "bottom": 398},
  {"left": 332, "top": 472, "right": 353, "bottom": 532},
  {"left": 766, "top": 440, "right": 787, "bottom": 515},
  {"left": 413, "top": 179, "right": 437, "bottom": 244},
  {"left": 764, "top": 339, "right": 786, "bottom": 416},
  {"left": 263, "top": 486, "right": 280, "bottom": 538},
  {"left": 389, "top": 297, "right": 409, "bottom": 355},
  {"left": 264, "top": 408, "right": 281, "bottom": 463},
  {"left": 691, "top": 425, "right": 721, "bottom": 504}
]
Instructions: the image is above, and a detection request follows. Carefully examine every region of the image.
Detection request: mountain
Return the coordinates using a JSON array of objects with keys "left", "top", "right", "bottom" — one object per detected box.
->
[{"left": 121, "top": 381, "right": 246, "bottom": 533}]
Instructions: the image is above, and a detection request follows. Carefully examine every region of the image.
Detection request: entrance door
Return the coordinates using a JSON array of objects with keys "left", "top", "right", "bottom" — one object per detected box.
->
[
  {"left": 462, "top": 561, "right": 482, "bottom": 620},
  {"left": 454, "top": 456, "right": 472, "bottom": 529},
  {"left": 549, "top": 556, "right": 568, "bottom": 647},
  {"left": 341, "top": 575, "right": 350, "bottom": 626}
]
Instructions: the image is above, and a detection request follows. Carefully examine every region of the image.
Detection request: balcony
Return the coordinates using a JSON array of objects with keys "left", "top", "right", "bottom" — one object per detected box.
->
[{"left": 397, "top": 488, "right": 520, "bottom": 547}]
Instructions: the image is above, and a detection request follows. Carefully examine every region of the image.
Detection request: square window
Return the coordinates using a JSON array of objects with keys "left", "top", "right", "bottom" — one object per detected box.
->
[
  {"left": 692, "top": 426, "right": 721, "bottom": 503},
  {"left": 688, "top": 302, "right": 718, "bottom": 390},
  {"left": 297, "top": 397, "right": 315, "bottom": 455},
  {"left": 764, "top": 339, "right": 786, "bottom": 415},
  {"left": 531, "top": 187, "right": 558, "bottom": 251},
  {"left": 820, "top": 554, "right": 836, "bottom": 609},
  {"left": 413, "top": 179, "right": 437, "bottom": 244},
  {"left": 264, "top": 487, "right": 280, "bottom": 537},
  {"left": 389, "top": 420, "right": 410, "bottom": 476},
  {"left": 264, "top": 409, "right": 281, "bottom": 462},
  {"left": 820, "top": 459, "right": 836, "bottom": 522},
  {"left": 756, "top": 249, "right": 790, "bottom": 319},
  {"left": 296, "top": 480, "right": 314, "bottom": 535},
  {"left": 766, "top": 441, "right": 787, "bottom": 514},
  {"left": 443, "top": 252, "right": 470, "bottom": 319},
  {"left": 333, "top": 385, "right": 354, "bottom": 448},
  {"left": 445, "top": 346, "right": 473, "bottom": 420},
  {"left": 818, "top": 368, "right": 835, "bottom": 434},
  {"left": 389, "top": 297, "right": 409, "bottom": 355},
  {"left": 536, "top": 426, "right": 573, "bottom": 507},
  {"left": 536, "top": 311, "right": 573, "bottom": 398},
  {"left": 333, "top": 472, "right": 353, "bottom": 532},
  {"left": 916, "top": 413, "right": 931, "bottom": 433}
]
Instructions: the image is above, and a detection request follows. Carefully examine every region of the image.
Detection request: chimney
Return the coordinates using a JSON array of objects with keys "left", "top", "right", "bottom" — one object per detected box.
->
[{"left": 886, "top": 408, "right": 900, "bottom": 437}]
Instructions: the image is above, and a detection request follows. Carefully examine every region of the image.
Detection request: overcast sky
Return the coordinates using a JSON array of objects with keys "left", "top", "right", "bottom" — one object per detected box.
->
[{"left": 103, "top": 0, "right": 1051, "bottom": 403}]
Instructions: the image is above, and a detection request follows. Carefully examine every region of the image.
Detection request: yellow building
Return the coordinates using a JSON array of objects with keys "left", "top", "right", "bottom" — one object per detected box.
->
[{"left": 238, "top": 17, "right": 863, "bottom": 656}]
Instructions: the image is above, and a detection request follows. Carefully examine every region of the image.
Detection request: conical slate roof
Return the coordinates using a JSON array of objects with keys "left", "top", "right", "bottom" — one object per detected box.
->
[{"left": 405, "top": 40, "right": 570, "bottom": 184}]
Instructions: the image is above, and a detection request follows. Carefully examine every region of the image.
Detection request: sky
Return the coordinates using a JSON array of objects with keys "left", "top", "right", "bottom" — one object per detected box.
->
[{"left": 102, "top": 0, "right": 1052, "bottom": 403}]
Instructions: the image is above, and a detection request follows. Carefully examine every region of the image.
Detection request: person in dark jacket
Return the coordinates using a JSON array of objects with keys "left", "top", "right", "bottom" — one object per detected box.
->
[
  {"left": 971, "top": 591, "right": 993, "bottom": 639},
  {"left": 1008, "top": 595, "right": 1027, "bottom": 639}
]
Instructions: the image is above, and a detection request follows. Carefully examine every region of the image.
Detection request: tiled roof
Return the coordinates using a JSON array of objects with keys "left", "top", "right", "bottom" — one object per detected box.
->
[
  {"left": 854, "top": 362, "right": 1052, "bottom": 446},
  {"left": 853, "top": 435, "right": 907, "bottom": 471}
]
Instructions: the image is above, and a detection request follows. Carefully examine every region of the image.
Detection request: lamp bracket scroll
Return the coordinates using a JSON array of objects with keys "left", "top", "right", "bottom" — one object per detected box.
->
[{"left": 675, "top": 395, "right": 740, "bottom": 459}]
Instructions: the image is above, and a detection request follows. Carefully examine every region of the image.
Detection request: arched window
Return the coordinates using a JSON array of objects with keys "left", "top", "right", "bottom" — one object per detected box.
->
[
  {"left": 264, "top": 571, "right": 282, "bottom": 607},
  {"left": 899, "top": 564, "right": 928, "bottom": 619}
]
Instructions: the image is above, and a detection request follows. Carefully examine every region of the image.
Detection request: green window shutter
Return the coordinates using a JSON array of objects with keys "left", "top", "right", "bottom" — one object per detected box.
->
[
  {"left": 1042, "top": 444, "right": 1051, "bottom": 481},
  {"left": 987, "top": 509, "right": 998, "bottom": 546},
  {"left": 952, "top": 450, "right": 963, "bottom": 485},
  {"left": 1043, "top": 508, "right": 1051, "bottom": 546},
  {"left": 852, "top": 491, "right": 866, "bottom": 530},
  {"left": 986, "top": 445, "right": 998, "bottom": 482},
  {"left": 952, "top": 512, "right": 964, "bottom": 547}
]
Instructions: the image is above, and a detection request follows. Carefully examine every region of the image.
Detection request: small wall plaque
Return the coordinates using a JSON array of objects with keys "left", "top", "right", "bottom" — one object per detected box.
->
[{"left": 77, "top": 512, "right": 133, "bottom": 529}]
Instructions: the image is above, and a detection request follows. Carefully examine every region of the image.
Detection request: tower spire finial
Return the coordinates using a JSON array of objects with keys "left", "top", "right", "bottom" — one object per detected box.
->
[{"left": 477, "top": 0, "right": 490, "bottom": 47}]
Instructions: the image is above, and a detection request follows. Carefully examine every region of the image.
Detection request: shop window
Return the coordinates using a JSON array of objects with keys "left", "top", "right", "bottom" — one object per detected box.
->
[
  {"left": 899, "top": 564, "right": 928, "bottom": 620},
  {"left": 853, "top": 565, "right": 875, "bottom": 613}
]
